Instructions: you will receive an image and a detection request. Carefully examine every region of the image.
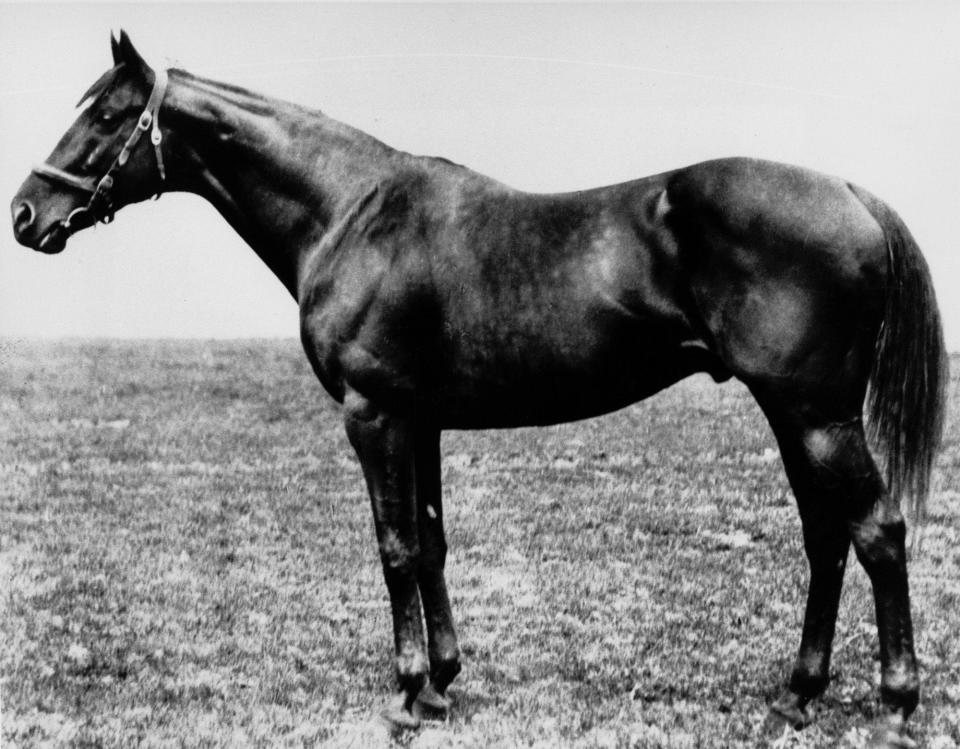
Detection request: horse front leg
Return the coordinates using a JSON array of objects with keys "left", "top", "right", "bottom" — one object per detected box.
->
[
  {"left": 343, "top": 389, "right": 428, "bottom": 729},
  {"left": 413, "top": 425, "right": 462, "bottom": 716}
]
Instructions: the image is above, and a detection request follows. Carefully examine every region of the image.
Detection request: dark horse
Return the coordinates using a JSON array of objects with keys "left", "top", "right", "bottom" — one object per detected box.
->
[{"left": 11, "top": 33, "right": 947, "bottom": 746}]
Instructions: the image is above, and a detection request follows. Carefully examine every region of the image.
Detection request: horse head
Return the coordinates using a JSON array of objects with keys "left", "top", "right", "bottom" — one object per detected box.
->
[{"left": 11, "top": 31, "right": 168, "bottom": 254}]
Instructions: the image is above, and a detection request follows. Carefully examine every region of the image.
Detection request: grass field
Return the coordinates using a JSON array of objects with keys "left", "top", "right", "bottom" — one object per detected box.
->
[{"left": 1, "top": 339, "right": 958, "bottom": 748}]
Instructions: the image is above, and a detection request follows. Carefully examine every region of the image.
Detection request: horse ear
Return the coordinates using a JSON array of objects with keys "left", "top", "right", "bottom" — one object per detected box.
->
[
  {"left": 111, "top": 31, "right": 121, "bottom": 64},
  {"left": 113, "top": 29, "right": 148, "bottom": 75}
]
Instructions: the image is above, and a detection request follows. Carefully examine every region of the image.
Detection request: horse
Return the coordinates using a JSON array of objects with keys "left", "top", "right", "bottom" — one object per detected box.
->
[{"left": 10, "top": 32, "right": 947, "bottom": 747}]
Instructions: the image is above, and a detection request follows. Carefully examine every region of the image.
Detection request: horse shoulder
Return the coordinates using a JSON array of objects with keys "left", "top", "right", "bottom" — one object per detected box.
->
[{"left": 298, "top": 167, "right": 463, "bottom": 407}]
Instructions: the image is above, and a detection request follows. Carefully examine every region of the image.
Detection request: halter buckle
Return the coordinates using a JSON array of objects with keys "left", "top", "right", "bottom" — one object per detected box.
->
[{"left": 97, "top": 173, "right": 114, "bottom": 193}]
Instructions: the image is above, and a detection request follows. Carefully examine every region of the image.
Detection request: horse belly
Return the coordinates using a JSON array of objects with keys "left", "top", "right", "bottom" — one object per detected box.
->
[
  {"left": 430, "top": 187, "right": 713, "bottom": 428},
  {"left": 431, "top": 309, "right": 701, "bottom": 429}
]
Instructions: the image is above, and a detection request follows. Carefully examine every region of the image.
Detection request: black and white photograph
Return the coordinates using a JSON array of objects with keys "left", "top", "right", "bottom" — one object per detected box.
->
[{"left": 2, "top": 3, "right": 959, "bottom": 747}]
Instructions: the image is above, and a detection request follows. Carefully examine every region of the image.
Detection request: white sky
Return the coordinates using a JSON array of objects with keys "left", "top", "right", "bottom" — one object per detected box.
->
[{"left": 1, "top": 3, "right": 959, "bottom": 349}]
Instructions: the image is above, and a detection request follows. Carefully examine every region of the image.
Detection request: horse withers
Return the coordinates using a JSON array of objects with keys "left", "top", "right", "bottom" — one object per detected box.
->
[{"left": 11, "top": 32, "right": 947, "bottom": 747}]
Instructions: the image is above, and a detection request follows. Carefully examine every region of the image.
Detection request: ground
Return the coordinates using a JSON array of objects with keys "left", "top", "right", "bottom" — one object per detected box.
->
[{"left": 1, "top": 340, "right": 958, "bottom": 748}]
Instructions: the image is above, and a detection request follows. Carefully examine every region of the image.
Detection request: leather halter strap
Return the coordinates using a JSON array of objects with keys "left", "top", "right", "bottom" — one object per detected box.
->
[{"left": 32, "top": 67, "right": 169, "bottom": 227}]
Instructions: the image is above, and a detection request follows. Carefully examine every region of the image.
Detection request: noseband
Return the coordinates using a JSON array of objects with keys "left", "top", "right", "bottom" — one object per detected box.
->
[{"left": 32, "top": 68, "right": 169, "bottom": 229}]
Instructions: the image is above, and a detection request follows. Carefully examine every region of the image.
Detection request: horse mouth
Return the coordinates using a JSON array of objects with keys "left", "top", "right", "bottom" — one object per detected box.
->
[
  {"left": 36, "top": 223, "right": 70, "bottom": 254},
  {"left": 34, "top": 210, "right": 95, "bottom": 254}
]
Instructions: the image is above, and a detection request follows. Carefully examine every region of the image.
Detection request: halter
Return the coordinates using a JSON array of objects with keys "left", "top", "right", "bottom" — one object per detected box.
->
[{"left": 32, "top": 67, "right": 169, "bottom": 229}]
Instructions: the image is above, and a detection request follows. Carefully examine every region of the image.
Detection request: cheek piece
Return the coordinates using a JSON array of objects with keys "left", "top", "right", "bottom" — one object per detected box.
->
[{"left": 31, "top": 67, "right": 168, "bottom": 230}]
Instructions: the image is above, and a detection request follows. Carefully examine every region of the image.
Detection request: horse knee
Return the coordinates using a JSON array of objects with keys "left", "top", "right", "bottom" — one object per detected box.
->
[{"left": 379, "top": 528, "right": 419, "bottom": 576}]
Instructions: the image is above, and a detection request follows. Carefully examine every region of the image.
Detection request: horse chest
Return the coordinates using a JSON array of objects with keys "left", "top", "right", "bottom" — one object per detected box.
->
[{"left": 299, "top": 268, "right": 428, "bottom": 406}]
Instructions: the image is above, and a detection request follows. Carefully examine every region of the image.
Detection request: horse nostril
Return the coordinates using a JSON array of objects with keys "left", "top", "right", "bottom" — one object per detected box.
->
[
  {"left": 13, "top": 200, "right": 37, "bottom": 241},
  {"left": 13, "top": 201, "right": 36, "bottom": 236}
]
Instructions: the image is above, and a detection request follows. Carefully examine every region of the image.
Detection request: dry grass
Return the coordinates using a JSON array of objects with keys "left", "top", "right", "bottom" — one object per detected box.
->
[{"left": 1, "top": 340, "right": 958, "bottom": 748}]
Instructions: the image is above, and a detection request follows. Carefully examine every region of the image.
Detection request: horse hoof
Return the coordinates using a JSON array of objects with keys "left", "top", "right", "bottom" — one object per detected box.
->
[
  {"left": 866, "top": 713, "right": 916, "bottom": 749},
  {"left": 414, "top": 682, "right": 451, "bottom": 720},
  {"left": 762, "top": 701, "right": 810, "bottom": 734},
  {"left": 379, "top": 693, "right": 421, "bottom": 731}
]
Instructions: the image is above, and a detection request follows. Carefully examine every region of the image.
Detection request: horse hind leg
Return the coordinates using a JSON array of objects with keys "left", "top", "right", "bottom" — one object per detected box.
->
[
  {"left": 759, "top": 407, "right": 853, "bottom": 730},
  {"left": 755, "top": 395, "right": 919, "bottom": 747}
]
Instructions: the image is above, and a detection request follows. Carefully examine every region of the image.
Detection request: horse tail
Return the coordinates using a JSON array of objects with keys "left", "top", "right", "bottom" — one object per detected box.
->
[{"left": 849, "top": 183, "right": 948, "bottom": 522}]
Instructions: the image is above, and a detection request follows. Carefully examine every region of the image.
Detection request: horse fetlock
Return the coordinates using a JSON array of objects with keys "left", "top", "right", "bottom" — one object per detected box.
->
[
  {"left": 413, "top": 654, "right": 460, "bottom": 721},
  {"left": 430, "top": 652, "right": 462, "bottom": 694},
  {"left": 789, "top": 664, "right": 830, "bottom": 701},
  {"left": 880, "top": 668, "right": 919, "bottom": 718},
  {"left": 396, "top": 648, "right": 429, "bottom": 688}
]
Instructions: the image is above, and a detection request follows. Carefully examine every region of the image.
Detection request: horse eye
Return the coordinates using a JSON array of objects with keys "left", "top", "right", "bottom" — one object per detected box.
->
[{"left": 97, "top": 110, "right": 116, "bottom": 124}]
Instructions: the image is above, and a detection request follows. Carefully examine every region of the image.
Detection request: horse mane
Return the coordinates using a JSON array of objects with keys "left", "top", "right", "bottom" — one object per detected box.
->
[
  {"left": 170, "top": 69, "right": 284, "bottom": 118},
  {"left": 76, "top": 64, "right": 124, "bottom": 108}
]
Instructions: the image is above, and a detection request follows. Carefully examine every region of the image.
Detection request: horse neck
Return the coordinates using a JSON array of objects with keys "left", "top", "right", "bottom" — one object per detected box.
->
[{"left": 161, "top": 69, "right": 400, "bottom": 298}]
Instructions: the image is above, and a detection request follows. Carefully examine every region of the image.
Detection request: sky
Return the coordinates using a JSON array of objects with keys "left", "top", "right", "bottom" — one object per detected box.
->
[{"left": 1, "top": 2, "right": 959, "bottom": 349}]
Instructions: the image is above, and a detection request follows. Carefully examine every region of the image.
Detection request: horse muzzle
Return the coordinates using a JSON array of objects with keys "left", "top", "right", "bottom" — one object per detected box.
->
[{"left": 11, "top": 197, "right": 93, "bottom": 254}]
